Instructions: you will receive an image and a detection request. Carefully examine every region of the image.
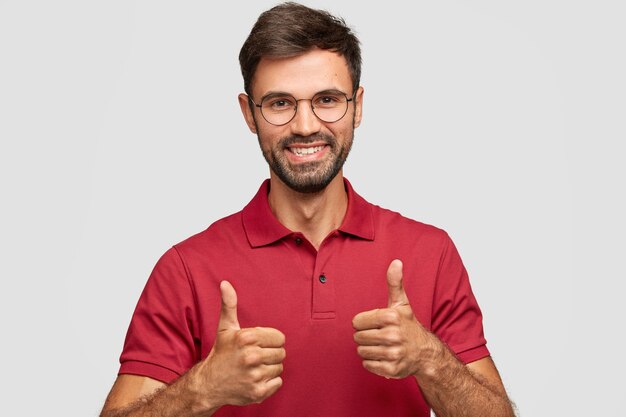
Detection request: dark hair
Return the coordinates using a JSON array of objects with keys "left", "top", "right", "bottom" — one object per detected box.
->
[{"left": 239, "top": 2, "right": 361, "bottom": 95}]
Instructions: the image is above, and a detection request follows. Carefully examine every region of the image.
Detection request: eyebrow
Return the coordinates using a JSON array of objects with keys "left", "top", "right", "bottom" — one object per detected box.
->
[{"left": 260, "top": 88, "right": 349, "bottom": 102}]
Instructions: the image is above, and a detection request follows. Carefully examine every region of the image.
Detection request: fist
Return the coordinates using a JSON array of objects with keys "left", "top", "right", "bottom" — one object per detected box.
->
[
  {"left": 193, "top": 281, "right": 286, "bottom": 408},
  {"left": 352, "top": 260, "right": 432, "bottom": 379}
]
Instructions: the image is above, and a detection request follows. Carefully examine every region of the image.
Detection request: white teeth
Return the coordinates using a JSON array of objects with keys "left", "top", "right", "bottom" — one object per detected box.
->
[{"left": 291, "top": 145, "right": 324, "bottom": 156}]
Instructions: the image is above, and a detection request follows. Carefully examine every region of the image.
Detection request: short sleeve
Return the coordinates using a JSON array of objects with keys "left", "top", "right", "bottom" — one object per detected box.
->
[
  {"left": 431, "top": 235, "right": 490, "bottom": 364},
  {"left": 119, "top": 247, "right": 200, "bottom": 383}
]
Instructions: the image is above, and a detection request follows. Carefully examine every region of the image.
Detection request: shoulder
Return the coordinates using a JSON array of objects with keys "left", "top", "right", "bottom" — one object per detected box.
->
[
  {"left": 347, "top": 179, "right": 450, "bottom": 248},
  {"left": 172, "top": 210, "right": 246, "bottom": 257},
  {"left": 370, "top": 202, "right": 451, "bottom": 248}
]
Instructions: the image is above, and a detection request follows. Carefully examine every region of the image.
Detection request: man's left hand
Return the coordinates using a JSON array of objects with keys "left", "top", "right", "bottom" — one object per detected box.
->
[{"left": 352, "top": 259, "right": 435, "bottom": 379}]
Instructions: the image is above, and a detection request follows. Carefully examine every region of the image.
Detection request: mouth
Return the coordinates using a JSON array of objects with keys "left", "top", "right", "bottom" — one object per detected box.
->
[{"left": 288, "top": 144, "right": 326, "bottom": 157}]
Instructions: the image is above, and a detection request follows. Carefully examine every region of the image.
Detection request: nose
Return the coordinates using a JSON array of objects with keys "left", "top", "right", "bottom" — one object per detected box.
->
[{"left": 290, "top": 99, "right": 322, "bottom": 137}]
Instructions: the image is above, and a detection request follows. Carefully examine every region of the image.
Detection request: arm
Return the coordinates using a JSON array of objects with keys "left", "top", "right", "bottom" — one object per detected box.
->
[
  {"left": 101, "top": 281, "right": 286, "bottom": 417},
  {"left": 100, "top": 374, "right": 205, "bottom": 417},
  {"left": 353, "top": 260, "right": 515, "bottom": 417},
  {"left": 417, "top": 355, "right": 514, "bottom": 417}
]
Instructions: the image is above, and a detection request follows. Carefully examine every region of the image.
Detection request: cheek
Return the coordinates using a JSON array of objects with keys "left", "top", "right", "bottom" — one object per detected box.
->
[
  {"left": 256, "top": 129, "right": 282, "bottom": 151},
  {"left": 331, "top": 123, "right": 354, "bottom": 142}
]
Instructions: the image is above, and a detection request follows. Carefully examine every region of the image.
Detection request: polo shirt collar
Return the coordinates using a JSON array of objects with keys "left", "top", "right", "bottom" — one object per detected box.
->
[
  {"left": 337, "top": 178, "right": 375, "bottom": 241},
  {"left": 242, "top": 178, "right": 375, "bottom": 248}
]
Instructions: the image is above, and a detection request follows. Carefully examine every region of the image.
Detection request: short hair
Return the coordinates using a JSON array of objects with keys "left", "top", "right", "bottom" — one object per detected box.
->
[{"left": 239, "top": 2, "right": 361, "bottom": 96}]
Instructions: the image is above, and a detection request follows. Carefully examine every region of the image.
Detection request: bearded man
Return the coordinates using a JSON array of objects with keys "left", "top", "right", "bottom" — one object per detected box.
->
[{"left": 101, "top": 3, "right": 515, "bottom": 416}]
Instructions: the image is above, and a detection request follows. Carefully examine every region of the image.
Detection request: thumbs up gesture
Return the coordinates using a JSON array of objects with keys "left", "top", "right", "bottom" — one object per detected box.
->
[
  {"left": 352, "top": 260, "right": 431, "bottom": 379},
  {"left": 190, "top": 281, "right": 286, "bottom": 409}
]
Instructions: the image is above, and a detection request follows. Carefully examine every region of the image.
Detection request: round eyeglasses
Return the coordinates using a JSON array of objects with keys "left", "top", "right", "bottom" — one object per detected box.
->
[{"left": 249, "top": 90, "right": 354, "bottom": 126}]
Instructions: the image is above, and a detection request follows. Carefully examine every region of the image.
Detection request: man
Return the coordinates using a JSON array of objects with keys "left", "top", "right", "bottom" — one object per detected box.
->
[{"left": 101, "top": 3, "right": 515, "bottom": 416}]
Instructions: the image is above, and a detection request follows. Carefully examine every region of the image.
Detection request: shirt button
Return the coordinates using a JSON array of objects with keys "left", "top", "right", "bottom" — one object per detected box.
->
[
  {"left": 295, "top": 237, "right": 302, "bottom": 245},
  {"left": 319, "top": 274, "right": 327, "bottom": 283}
]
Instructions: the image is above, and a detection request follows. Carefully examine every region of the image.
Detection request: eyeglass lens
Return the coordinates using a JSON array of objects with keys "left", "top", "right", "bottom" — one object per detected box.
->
[{"left": 260, "top": 92, "right": 350, "bottom": 125}]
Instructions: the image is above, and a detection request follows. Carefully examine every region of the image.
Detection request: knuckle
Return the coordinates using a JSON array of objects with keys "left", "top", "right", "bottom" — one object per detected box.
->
[
  {"left": 242, "top": 347, "right": 261, "bottom": 366},
  {"left": 248, "top": 367, "right": 263, "bottom": 382},
  {"left": 382, "top": 309, "right": 401, "bottom": 325},
  {"left": 387, "top": 346, "right": 404, "bottom": 361},
  {"left": 235, "top": 329, "right": 255, "bottom": 346},
  {"left": 383, "top": 362, "right": 397, "bottom": 376},
  {"left": 269, "top": 364, "right": 283, "bottom": 379},
  {"left": 250, "top": 384, "right": 267, "bottom": 403},
  {"left": 235, "top": 330, "right": 247, "bottom": 344},
  {"left": 384, "top": 328, "right": 402, "bottom": 344},
  {"left": 392, "top": 365, "right": 405, "bottom": 378}
]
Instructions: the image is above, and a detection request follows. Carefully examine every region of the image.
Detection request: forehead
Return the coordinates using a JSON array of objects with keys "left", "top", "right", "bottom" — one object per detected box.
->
[{"left": 251, "top": 48, "right": 352, "bottom": 98}]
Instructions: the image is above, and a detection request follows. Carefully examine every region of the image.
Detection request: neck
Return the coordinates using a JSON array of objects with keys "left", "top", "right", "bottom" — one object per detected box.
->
[{"left": 268, "top": 173, "right": 348, "bottom": 250}]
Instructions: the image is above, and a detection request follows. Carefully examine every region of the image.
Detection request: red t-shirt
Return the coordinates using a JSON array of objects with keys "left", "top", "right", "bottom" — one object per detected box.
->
[{"left": 120, "top": 179, "right": 489, "bottom": 416}]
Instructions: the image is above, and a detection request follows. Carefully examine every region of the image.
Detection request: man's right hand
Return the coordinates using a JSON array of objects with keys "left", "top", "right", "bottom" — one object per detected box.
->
[
  {"left": 189, "top": 280, "right": 286, "bottom": 411},
  {"left": 100, "top": 281, "right": 285, "bottom": 417}
]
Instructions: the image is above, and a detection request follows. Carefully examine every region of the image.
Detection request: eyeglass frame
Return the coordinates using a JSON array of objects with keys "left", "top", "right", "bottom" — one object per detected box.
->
[{"left": 248, "top": 89, "right": 357, "bottom": 126}]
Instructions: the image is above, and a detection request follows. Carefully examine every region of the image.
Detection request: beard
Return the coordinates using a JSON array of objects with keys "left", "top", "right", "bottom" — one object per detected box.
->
[{"left": 258, "top": 131, "right": 354, "bottom": 194}]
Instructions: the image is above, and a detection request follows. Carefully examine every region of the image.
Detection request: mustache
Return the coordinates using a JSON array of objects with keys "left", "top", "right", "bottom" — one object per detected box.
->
[{"left": 279, "top": 133, "right": 336, "bottom": 148}]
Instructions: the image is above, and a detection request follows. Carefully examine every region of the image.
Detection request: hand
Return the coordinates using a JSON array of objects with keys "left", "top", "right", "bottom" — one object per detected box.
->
[
  {"left": 191, "top": 281, "right": 286, "bottom": 410},
  {"left": 352, "top": 260, "right": 434, "bottom": 379}
]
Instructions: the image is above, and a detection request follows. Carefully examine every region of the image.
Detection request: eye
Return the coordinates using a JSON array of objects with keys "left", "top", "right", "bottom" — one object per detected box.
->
[
  {"left": 314, "top": 94, "right": 342, "bottom": 108},
  {"left": 266, "top": 96, "right": 295, "bottom": 111}
]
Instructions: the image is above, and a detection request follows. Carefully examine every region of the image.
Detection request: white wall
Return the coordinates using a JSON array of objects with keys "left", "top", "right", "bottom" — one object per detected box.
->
[{"left": 1, "top": 1, "right": 623, "bottom": 415}]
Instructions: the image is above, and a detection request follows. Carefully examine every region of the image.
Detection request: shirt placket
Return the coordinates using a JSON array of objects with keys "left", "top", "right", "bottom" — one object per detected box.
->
[
  {"left": 288, "top": 231, "right": 338, "bottom": 320},
  {"left": 311, "top": 231, "right": 338, "bottom": 320}
]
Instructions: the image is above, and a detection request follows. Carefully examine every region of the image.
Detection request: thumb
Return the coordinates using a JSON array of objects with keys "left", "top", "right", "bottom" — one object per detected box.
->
[
  {"left": 218, "top": 280, "right": 240, "bottom": 331},
  {"left": 387, "top": 259, "right": 409, "bottom": 308}
]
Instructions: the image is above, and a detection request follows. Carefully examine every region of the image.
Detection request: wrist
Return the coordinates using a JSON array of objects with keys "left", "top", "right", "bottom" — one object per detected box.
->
[
  {"left": 183, "top": 359, "right": 223, "bottom": 415},
  {"left": 412, "top": 332, "right": 451, "bottom": 380}
]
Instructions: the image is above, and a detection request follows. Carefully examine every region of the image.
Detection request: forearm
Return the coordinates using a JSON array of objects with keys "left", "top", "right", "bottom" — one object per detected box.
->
[
  {"left": 414, "top": 336, "right": 515, "bottom": 417},
  {"left": 101, "top": 366, "right": 220, "bottom": 417}
]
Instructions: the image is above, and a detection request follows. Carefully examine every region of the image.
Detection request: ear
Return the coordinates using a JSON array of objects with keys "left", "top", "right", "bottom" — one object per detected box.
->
[
  {"left": 353, "top": 86, "right": 364, "bottom": 128},
  {"left": 238, "top": 93, "right": 258, "bottom": 134}
]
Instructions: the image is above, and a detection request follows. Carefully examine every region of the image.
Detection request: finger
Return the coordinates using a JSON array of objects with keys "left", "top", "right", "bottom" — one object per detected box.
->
[
  {"left": 248, "top": 375, "right": 283, "bottom": 404},
  {"left": 387, "top": 259, "right": 409, "bottom": 308},
  {"left": 352, "top": 308, "right": 401, "bottom": 330},
  {"left": 218, "top": 280, "right": 240, "bottom": 331},
  {"left": 261, "top": 376, "right": 283, "bottom": 399},
  {"left": 362, "top": 360, "right": 395, "bottom": 378},
  {"left": 241, "top": 346, "right": 285, "bottom": 366},
  {"left": 357, "top": 345, "right": 403, "bottom": 361},
  {"left": 261, "top": 363, "right": 284, "bottom": 381},
  {"left": 259, "top": 347, "right": 286, "bottom": 365},
  {"left": 353, "top": 328, "right": 399, "bottom": 346},
  {"left": 238, "top": 327, "right": 286, "bottom": 348}
]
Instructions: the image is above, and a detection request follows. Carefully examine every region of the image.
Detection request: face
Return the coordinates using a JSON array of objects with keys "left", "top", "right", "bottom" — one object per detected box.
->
[{"left": 239, "top": 48, "right": 363, "bottom": 193}]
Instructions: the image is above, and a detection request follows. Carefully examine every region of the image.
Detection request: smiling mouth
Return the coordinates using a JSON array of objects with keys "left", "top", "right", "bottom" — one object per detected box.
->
[{"left": 288, "top": 145, "right": 326, "bottom": 156}]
